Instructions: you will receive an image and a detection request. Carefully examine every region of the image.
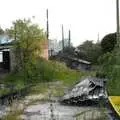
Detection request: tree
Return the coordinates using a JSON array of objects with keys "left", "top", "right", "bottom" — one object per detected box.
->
[
  {"left": 0, "top": 27, "right": 4, "bottom": 34},
  {"left": 101, "top": 33, "right": 117, "bottom": 53},
  {"left": 77, "top": 40, "right": 102, "bottom": 63},
  {"left": 8, "top": 19, "right": 46, "bottom": 80}
]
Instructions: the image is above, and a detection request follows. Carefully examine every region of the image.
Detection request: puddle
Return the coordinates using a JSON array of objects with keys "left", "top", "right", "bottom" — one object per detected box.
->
[{"left": 22, "top": 102, "right": 102, "bottom": 120}]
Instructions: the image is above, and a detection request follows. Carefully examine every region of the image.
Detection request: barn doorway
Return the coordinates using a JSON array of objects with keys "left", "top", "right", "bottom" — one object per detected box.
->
[
  {"left": 0, "top": 50, "right": 10, "bottom": 72},
  {"left": 3, "top": 51, "right": 10, "bottom": 71}
]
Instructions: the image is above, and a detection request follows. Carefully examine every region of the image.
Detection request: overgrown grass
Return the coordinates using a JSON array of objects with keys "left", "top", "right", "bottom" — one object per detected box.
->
[
  {"left": 98, "top": 52, "right": 120, "bottom": 95},
  {"left": 2, "top": 110, "right": 23, "bottom": 120},
  {"left": 1, "top": 58, "right": 95, "bottom": 96},
  {"left": 2, "top": 102, "right": 24, "bottom": 120},
  {"left": 0, "top": 88, "right": 10, "bottom": 95}
]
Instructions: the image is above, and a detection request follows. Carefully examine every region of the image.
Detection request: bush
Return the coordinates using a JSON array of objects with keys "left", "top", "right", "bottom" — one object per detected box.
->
[
  {"left": 2, "top": 58, "right": 85, "bottom": 88},
  {"left": 98, "top": 51, "right": 120, "bottom": 95}
]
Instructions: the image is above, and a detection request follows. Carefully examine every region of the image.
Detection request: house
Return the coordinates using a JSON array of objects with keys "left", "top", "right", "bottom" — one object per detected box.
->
[
  {"left": 56, "top": 55, "right": 91, "bottom": 70},
  {"left": 68, "top": 57, "right": 91, "bottom": 70},
  {"left": 0, "top": 34, "right": 48, "bottom": 72}
]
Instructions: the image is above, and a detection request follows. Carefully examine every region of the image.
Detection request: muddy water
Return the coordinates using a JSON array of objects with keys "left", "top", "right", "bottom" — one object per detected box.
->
[{"left": 22, "top": 102, "right": 102, "bottom": 120}]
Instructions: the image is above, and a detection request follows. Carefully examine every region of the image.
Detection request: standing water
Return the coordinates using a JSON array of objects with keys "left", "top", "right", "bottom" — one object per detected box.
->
[{"left": 22, "top": 101, "right": 103, "bottom": 120}]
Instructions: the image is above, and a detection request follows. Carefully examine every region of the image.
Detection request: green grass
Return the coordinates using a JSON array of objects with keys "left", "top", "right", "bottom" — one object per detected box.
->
[
  {"left": 29, "top": 83, "right": 49, "bottom": 95},
  {"left": 1, "top": 59, "right": 96, "bottom": 120},
  {"left": 1, "top": 58, "right": 95, "bottom": 96},
  {"left": 0, "top": 88, "right": 10, "bottom": 95},
  {"left": 2, "top": 105, "right": 24, "bottom": 120},
  {"left": 2, "top": 110, "right": 23, "bottom": 120}
]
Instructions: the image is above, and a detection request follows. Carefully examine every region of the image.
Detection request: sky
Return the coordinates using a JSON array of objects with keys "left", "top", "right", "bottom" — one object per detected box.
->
[{"left": 0, "top": 0, "right": 118, "bottom": 46}]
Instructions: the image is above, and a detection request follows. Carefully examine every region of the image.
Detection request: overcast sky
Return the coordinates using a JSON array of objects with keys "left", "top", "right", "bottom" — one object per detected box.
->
[{"left": 0, "top": 0, "right": 118, "bottom": 46}]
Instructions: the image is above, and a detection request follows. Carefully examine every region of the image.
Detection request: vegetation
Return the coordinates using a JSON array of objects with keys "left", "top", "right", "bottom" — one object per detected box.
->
[
  {"left": 76, "top": 40, "right": 102, "bottom": 64},
  {"left": 98, "top": 32, "right": 120, "bottom": 95},
  {"left": 0, "top": 27, "right": 4, "bottom": 35},
  {"left": 101, "top": 33, "right": 116, "bottom": 53},
  {"left": 3, "top": 19, "right": 86, "bottom": 87},
  {"left": 98, "top": 50, "right": 120, "bottom": 95},
  {"left": 2, "top": 100, "right": 24, "bottom": 120},
  {"left": 2, "top": 57, "right": 88, "bottom": 87},
  {"left": 6, "top": 19, "right": 46, "bottom": 82},
  {"left": 0, "top": 88, "right": 10, "bottom": 95}
]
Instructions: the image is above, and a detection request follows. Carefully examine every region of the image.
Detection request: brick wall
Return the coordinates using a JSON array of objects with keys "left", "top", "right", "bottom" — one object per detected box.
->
[{"left": 40, "top": 40, "right": 48, "bottom": 60}]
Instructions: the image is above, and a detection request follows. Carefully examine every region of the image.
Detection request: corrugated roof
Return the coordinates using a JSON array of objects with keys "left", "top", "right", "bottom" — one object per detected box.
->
[
  {"left": 0, "top": 35, "right": 12, "bottom": 44},
  {"left": 67, "top": 56, "right": 91, "bottom": 65}
]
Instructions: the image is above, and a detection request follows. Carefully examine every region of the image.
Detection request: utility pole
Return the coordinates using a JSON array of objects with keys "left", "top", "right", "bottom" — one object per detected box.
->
[
  {"left": 68, "top": 29, "right": 71, "bottom": 47},
  {"left": 97, "top": 33, "right": 100, "bottom": 43},
  {"left": 46, "top": 9, "right": 49, "bottom": 40},
  {"left": 46, "top": 9, "right": 51, "bottom": 57},
  {"left": 62, "top": 24, "right": 64, "bottom": 51},
  {"left": 14, "top": 22, "right": 17, "bottom": 41},
  {"left": 116, "top": 0, "right": 120, "bottom": 46}
]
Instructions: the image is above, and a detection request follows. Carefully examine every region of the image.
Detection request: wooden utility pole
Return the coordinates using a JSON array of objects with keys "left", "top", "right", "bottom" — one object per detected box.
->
[
  {"left": 14, "top": 22, "right": 17, "bottom": 41},
  {"left": 68, "top": 29, "right": 71, "bottom": 47},
  {"left": 62, "top": 25, "right": 64, "bottom": 51},
  {"left": 97, "top": 33, "right": 99, "bottom": 43},
  {"left": 46, "top": 9, "right": 51, "bottom": 57},
  {"left": 46, "top": 9, "right": 49, "bottom": 40},
  {"left": 116, "top": 0, "right": 120, "bottom": 46}
]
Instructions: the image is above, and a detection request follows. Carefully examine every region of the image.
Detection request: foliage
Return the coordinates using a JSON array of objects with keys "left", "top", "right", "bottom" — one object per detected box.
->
[
  {"left": 0, "top": 27, "right": 4, "bottom": 35},
  {"left": 77, "top": 40, "right": 102, "bottom": 64},
  {"left": 98, "top": 50, "right": 120, "bottom": 95},
  {"left": 98, "top": 33, "right": 120, "bottom": 95},
  {"left": 101, "top": 33, "right": 116, "bottom": 53},
  {"left": 51, "top": 46, "right": 76, "bottom": 68},
  {"left": 7, "top": 19, "right": 46, "bottom": 81},
  {"left": 62, "top": 46, "right": 75, "bottom": 57},
  {"left": 0, "top": 88, "right": 10, "bottom": 95},
  {"left": 33, "top": 57, "right": 84, "bottom": 84},
  {"left": 2, "top": 57, "right": 89, "bottom": 89}
]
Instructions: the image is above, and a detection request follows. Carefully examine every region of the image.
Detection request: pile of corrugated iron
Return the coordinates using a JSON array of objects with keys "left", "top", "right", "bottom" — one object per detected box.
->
[{"left": 60, "top": 77, "right": 107, "bottom": 105}]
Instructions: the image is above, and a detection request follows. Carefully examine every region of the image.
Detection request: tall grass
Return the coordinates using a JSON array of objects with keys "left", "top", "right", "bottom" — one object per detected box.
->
[{"left": 1, "top": 58, "right": 94, "bottom": 91}]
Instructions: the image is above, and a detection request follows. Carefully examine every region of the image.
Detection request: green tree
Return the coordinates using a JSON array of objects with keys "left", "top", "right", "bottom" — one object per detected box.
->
[
  {"left": 101, "top": 33, "right": 116, "bottom": 53},
  {"left": 98, "top": 50, "right": 120, "bottom": 95},
  {"left": 0, "top": 27, "right": 4, "bottom": 35},
  {"left": 77, "top": 40, "right": 102, "bottom": 64},
  {"left": 8, "top": 19, "right": 46, "bottom": 81}
]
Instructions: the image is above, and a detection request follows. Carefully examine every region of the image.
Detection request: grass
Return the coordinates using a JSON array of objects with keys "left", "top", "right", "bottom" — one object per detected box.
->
[
  {"left": 29, "top": 83, "right": 50, "bottom": 95},
  {"left": 0, "top": 59, "right": 96, "bottom": 119},
  {"left": 2, "top": 110, "right": 23, "bottom": 120},
  {"left": 1, "top": 58, "right": 95, "bottom": 96},
  {"left": 29, "top": 82, "right": 64, "bottom": 97},
  {"left": 2, "top": 101, "right": 24, "bottom": 120},
  {"left": 0, "top": 88, "right": 10, "bottom": 95}
]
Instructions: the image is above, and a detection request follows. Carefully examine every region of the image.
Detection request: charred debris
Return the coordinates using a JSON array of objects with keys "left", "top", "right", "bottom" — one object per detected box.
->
[{"left": 60, "top": 77, "right": 107, "bottom": 106}]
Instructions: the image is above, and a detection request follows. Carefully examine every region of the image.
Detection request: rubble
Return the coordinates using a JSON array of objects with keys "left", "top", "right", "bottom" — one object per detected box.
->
[{"left": 60, "top": 77, "right": 107, "bottom": 105}]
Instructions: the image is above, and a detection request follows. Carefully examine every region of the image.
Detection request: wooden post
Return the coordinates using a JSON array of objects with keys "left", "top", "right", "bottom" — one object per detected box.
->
[{"left": 68, "top": 29, "right": 71, "bottom": 47}]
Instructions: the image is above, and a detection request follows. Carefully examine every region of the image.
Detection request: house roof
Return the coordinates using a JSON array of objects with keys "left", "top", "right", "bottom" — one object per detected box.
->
[
  {"left": 67, "top": 56, "right": 91, "bottom": 65},
  {"left": 0, "top": 34, "right": 12, "bottom": 44},
  {"left": 0, "top": 35, "right": 13, "bottom": 50}
]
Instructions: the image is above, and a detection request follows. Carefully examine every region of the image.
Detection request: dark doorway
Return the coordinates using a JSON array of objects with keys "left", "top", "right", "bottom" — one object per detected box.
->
[{"left": 3, "top": 51, "right": 10, "bottom": 71}]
